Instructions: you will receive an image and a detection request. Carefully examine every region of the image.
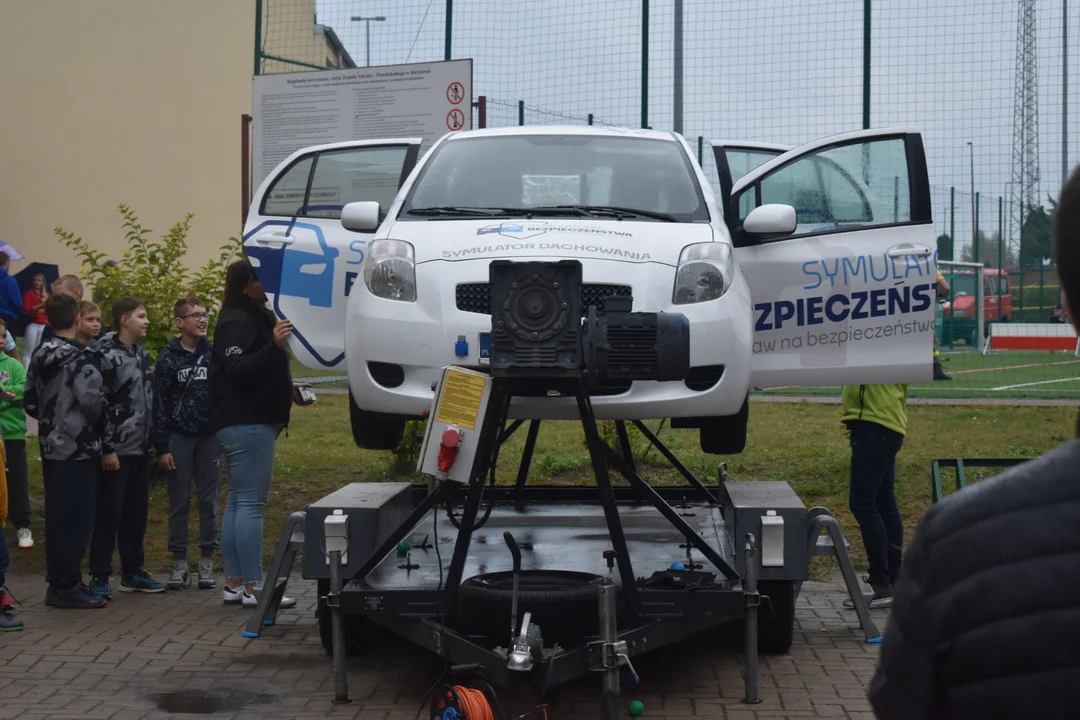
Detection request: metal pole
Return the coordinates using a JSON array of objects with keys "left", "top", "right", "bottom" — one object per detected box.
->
[
  {"left": 1018, "top": 195, "right": 1026, "bottom": 321},
  {"left": 588, "top": 113, "right": 594, "bottom": 126},
  {"left": 673, "top": 0, "right": 683, "bottom": 134},
  {"left": 862, "top": 0, "right": 871, "bottom": 129},
  {"left": 599, "top": 578, "right": 620, "bottom": 720},
  {"left": 968, "top": 142, "right": 976, "bottom": 257},
  {"left": 974, "top": 192, "right": 980, "bottom": 264},
  {"left": 742, "top": 533, "right": 760, "bottom": 704},
  {"left": 241, "top": 114, "right": 251, "bottom": 228},
  {"left": 950, "top": 186, "right": 955, "bottom": 258},
  {"left": 477, "top": 96, "right": 487, "bottom": 129},
  {"left": 366, "top": 20, "right": 371, "bottom": 67},
  {"left": 328, "top": 549, "right": 350, "bottom": 704},
  {"left": 998, "top": 197, "right": 1004, "bottom": 314},
  {"left": 698, "top": 136, "right": 703, "bottom": 164},
  {"left": 445, "top": 0, "right": 453, "bottom": 61},
  {"left": 642, "top": 0, "right": 649, "bottom": 129},
  {"left": 1065, "top": 0, "right": 1069, "bottom": 186},
  {"left": 518, "top": 100, "right": 525, "bottom": 126},
  {"left": 253, "top": 0, "right": 263, "bottom": 76}
]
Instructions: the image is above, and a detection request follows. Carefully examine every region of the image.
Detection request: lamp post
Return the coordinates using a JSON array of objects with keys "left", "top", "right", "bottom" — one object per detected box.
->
[{"left": 350, "top": 15, "right": 386, "bottom": 67}]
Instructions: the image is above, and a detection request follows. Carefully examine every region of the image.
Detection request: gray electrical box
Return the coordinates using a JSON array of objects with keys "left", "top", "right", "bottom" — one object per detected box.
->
[
  {"left": 722, "top": 480, "right": 808, "bottom": 582},
  {"left": 302, "top": 482, "right": 414, "bottom": 581}
]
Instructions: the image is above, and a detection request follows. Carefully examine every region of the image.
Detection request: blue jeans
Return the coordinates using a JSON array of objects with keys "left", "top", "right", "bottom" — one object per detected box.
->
[
  {"left": 218, "top": 424, "right": 281, "bottom": 584},
  {"left": 847, "top": 420, "right": 905, "bottom": 587}
]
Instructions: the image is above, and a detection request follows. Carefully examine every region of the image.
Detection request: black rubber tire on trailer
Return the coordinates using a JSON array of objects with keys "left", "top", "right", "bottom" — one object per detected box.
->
[
  {"left": 316, "top": 579, "right": 367, "bottom": 656},
  {"left": 349, "top": 393, "right": 405, "bottom": 451},
  {"left": 457, "top": 571, "right": 603, "bottom": 643},
  {"left": 699, "top": 395, "right": 749, "bottom": 455},
  {"left": 757, "top": 580, "right": 796, "bottom": 655}
]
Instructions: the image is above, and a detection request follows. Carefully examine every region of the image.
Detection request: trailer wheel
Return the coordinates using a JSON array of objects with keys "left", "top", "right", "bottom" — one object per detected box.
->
[
  {"left": 317, "top": 579, "right": 367, "bottom": 656},
  {"left": 757, "top": 580, "right": 796, "bottom": 654},
  {"left": 457, "top": 571, "right": 602, "bottom": 641}
]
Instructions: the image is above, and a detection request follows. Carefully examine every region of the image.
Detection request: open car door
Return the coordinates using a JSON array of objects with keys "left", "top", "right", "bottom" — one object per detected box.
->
[
  {"left": 711, "top": 141, "right": 789, "bottom": 215},
  {"left": 244, "top": 139, "right": 422, "bottom": 369},
  {"left": 726, "top": 128, "right": 936, "bottom": 387}
]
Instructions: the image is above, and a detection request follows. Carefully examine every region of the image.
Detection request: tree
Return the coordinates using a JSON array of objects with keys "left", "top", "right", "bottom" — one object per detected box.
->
[
  {"left": 56, "top": 204, "right": 242, "bottom": 358},
  {"left": 961, "top": 230, "right": 1017, "bottom": 270},
  {"left": 937, "top": 234, "right": 953, "bottom": 261},
  {"left": 1019, "top": 204, "right": 1051, "bottom": 264}
]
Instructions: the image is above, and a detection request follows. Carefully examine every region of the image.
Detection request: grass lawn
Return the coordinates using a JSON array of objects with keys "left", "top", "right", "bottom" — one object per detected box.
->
[
  {"left": 757, "top": 349, "right": 1080, "bottom": 400},
  {"left": 4, "top": 397, "right": 1073, "bottom": 583}
]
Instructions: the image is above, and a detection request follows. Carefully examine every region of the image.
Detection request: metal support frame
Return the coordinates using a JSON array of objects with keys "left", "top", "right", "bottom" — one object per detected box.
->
[
  {"left": 930, "top": 458, "right": 1031, "bottom": 503},
  {"left": 802, "top": 507, "right": 880, "bottom": 643},
  {"left": 244, "top": 511, "right": 305, "bottom": 638}
]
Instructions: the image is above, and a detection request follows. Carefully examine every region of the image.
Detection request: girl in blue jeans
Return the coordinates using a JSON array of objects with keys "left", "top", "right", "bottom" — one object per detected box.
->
[{"left": 209, "top": 259, "right": 296, "bottom": 608}]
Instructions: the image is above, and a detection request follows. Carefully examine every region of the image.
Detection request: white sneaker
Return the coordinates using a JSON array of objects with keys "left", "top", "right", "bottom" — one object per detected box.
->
[
  {"left": 241, "top": 589, "right": 296, "bottom": 609},
  {"left": 223, "top": 586, "right": 243, "bottom": 605},
  {"left": 16, "top": 528, "right": 32, "bottom": 549}
]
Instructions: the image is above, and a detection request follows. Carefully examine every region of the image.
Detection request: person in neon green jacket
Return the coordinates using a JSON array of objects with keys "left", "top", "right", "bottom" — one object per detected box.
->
[
  {"left": 0, "top": 319, "right": 30, "bottom": 550},
  {"left": 840, "top": 383, "right": 908, "bottom": 608}
]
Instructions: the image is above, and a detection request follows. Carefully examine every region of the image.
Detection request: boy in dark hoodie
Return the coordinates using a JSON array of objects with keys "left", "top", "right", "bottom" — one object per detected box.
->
[
  {"left": 88, "top": 297, "right": 166, "bottom": 598},
  {"left": 153, "top": 297, "right": 220, "bottom": 591},
  {"left": 24, "top": 294, "right": 108, "bottom": 609}
]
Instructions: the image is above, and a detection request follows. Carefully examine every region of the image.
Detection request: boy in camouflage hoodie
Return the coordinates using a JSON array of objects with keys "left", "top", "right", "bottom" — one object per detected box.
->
[
  {"left": 88, "top": 298, "right": 166, "bottom": 598},
  {"left": 25, "top": 294, "right": 109, "bottom": 609}
]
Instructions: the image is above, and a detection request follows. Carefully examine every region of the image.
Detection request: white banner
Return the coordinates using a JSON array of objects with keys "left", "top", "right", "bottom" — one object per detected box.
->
[{"left": 252, "top": 59, "right": 473, "bottom": 189}]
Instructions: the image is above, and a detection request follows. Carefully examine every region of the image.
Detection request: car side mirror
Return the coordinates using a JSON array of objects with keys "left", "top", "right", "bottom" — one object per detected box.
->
[
  {"left": 743, "top": 204, "right": 797, "bottom": 237},
  {"left": 341, "top": 201, "right": 381, "bottom": 232}
]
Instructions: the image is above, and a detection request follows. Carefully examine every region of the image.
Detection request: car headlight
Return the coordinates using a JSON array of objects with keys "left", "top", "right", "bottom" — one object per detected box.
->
[
  {"left": 364, "top": 239, "right": 416, "bottom": 302},
  {"left": 673, "top": 242, "right": 735, "bottom": 304}
]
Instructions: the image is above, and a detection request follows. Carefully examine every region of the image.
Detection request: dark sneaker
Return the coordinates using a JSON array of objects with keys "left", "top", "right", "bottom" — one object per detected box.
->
[
  {"left": 45, "top": 584, "right": 107, "bottom": 609},
  {"left": 167, "top": 560, "right": 190, "bottom": 591},
  {"left": 197, "top": 560, "right": 215, "bottom": 590},
  {"left": 120, "top": 570, "right": 167, "bottom": 594},
  {"left": 0, "top": 611, "right": 23, "bottom": 632},
  {"left": 89, "top": 576, "right": 112, "bottom": 601},
  {"left": 844, "top": 575, "right": 894, "bottom": 609}
]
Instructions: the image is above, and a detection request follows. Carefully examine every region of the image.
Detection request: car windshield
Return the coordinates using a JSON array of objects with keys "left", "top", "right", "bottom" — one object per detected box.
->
[{"left": 400, "top": 134, "right": 710, "bottom": 223}]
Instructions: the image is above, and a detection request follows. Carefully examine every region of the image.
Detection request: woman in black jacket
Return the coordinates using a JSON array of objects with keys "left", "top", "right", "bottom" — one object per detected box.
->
[{"left": 210, "top": 258, "right": 296, "bottom": 609}]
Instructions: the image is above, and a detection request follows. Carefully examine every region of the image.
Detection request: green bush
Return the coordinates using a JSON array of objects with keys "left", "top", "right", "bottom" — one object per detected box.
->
[
  {"left": 391, "top": 419, "right": 427, "bottom": 476},
  {"left": 586, "top": 420, "right": 664, "bottom": 463},
  {"left": 55, "top": 204, "right": 241, "bottom": 358}
]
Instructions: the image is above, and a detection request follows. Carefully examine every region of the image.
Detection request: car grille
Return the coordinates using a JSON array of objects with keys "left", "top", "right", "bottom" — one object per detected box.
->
[{"left": 455, "top": 283, "right": 633, "bottom": 315}]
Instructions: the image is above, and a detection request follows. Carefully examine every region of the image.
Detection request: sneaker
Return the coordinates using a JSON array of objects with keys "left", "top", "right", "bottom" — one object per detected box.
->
[
  {"left": 45, "top": 584, "right": 107, "bottom": 609},
  {"left": 843, "top": 576, "right": 894, "bottom": 610},
  {"left": 242, "top": 589, "right": 296, "bottom": 610},
  {"left": 197, "top": 560, "right": 215, "bottom": 590},
  {"left": 167, "top": 560, "right": 190, "bottom": 591},
  {"left": 120, "top": 570, "right": 167, "bottom": 594},
  {"left": 0, "top": 611, "right": 23, "bottom": 632},
  {"left": 223, "top": 585, "right": 244, "bottom": 605},
  {"left": 0, "top": 587, "right": 16, "bottom": 612},
  {"left": 89, "top": 576, "right": 112, "bottom": 601},
  {"left": 16, "top": 528, "right": 33, "bottom": 549}
]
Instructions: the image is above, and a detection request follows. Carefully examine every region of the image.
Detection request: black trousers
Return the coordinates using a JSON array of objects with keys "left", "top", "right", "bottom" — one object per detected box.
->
[
  {"left": 89, "top": 455, "right": 150, "bottom": 579},
  {"left": 42, "top": 459, "right": 97, "bottom": 590},
  {"left": 5, "top": 439, "right": 31, "bottom": 529}
]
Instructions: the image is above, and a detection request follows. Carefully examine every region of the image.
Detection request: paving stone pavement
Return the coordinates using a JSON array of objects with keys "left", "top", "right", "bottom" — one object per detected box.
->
[{"left": 0, "top": 572, "right": 889, "bottom": 719}]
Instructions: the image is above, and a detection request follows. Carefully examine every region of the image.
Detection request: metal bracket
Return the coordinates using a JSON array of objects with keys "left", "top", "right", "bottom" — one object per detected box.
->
[
  {"left": 587, "top": 639, "right": 629, "bottom": 671},
  {"left": 325, "top": 592, "right": 341, "bottom": 610},
  {"left": 743, "top": 590, "right": 761, "bottom": 609}
]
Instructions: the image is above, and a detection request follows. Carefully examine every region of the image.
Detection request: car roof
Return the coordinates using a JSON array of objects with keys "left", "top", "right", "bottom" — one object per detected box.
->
[{"left": 442, "top": 125, "right": 680, "bottom": 142}]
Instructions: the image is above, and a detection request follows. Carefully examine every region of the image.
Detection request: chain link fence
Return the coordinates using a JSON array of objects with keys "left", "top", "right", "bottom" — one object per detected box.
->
[{"left": 258, "top": 0, "right": 1078, "bottom": 399}]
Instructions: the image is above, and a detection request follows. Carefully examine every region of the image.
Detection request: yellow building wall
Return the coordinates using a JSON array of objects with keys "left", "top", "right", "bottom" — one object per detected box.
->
[{"left": 0, "top": 0, "right": 256, "bottom": 280}]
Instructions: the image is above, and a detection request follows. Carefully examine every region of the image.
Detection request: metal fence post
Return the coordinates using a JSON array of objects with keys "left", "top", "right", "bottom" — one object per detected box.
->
[
  {"left": 950, "top": 186, "right": 955, "bottom": 251},
  {"left": 998, "top": 196, "right": 1004, "bottom": 314},
  {"left": 974, "top": 192, "right": 980, "bottom": 264},
  {"left": 1018, "top": 197, "right": 1025, "bottom": 322},
  {"left": 444, "top": 0, "right": 453, "bottom": 60},
  {"left": 698, "top": 136, "right": 703, "bottom": 164},
  {"left": 254, "top": 0, "right": 263, "bottom": 76},
  {"left": 518, "top": 101, "right": 525, "bottom": 126},
  {"left": 642, "top": 0, "right": 649, "bottom": 129},
  {"left": 673, "top": 0, "right": 683, "bottom": 134},
  {"left": 862, "top": 0, "right": 871, "bottom": 129},
  {"left": 588, "top": 113, "right": 594, "bottom": 126}
]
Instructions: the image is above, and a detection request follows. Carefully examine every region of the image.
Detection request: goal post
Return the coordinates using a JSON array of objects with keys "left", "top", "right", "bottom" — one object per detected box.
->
[{"left": 938, "top": 261, "right": 985, "bottom": 351}]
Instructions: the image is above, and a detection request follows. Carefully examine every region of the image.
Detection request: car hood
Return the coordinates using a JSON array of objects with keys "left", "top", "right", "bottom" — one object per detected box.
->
[{"left": 383, "top": 218, "right": 716, "bottom": 267}]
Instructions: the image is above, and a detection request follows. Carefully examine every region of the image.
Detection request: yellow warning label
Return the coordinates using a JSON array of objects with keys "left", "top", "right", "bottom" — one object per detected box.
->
[{"left": 434, "top": 369, "right": 487, "bottom": 430}]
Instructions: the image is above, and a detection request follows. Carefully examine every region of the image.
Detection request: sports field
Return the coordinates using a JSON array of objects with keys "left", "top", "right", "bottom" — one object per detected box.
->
[{"left": 755, "top": 349, "right": 1080, "bottom": 400}]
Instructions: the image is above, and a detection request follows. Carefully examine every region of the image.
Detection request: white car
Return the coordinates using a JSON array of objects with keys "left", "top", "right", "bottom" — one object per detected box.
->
[{"left": 244, "top": 126, "right": 937, "bottom": 453}]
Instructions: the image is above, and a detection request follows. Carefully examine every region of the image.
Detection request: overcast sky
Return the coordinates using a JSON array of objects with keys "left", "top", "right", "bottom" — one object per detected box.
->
[{"left": 308, "top": 0, "right": 1078, "bottom": 254}]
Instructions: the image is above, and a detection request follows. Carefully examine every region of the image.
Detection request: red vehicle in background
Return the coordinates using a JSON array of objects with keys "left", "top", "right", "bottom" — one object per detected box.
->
[{"left": 941, "top": 268, "right": 1012, "bottom": 345}]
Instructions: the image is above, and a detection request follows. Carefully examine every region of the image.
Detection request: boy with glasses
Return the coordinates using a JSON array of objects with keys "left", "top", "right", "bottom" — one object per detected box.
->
[{"left": 153, "top": 298, "right": 220, "bottom": 590}]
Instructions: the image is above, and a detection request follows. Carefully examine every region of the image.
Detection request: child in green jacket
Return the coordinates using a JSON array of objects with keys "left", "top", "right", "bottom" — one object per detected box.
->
[{"left": 0, "top": 319, "right": 30, "bottom": 550}]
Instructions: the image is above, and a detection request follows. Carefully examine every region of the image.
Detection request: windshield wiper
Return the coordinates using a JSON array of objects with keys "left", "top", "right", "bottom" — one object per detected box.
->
[
  {"left": 405, "top": 206, "right": 503, "bottom": 217},
  {"left": 544, "top": 205, "right": 679, "bottom": 222}
]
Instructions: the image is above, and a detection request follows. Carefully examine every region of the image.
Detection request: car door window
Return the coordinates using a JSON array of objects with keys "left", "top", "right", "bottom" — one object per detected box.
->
[
  {"left": 304, "top": 146, "right": 410, "bottom": 219},
  {"left": 736, "top": 137, "right": 911, "bottom": 239},
  {"left": 262, "top": 156, "right": 314, "bottom": 217}
]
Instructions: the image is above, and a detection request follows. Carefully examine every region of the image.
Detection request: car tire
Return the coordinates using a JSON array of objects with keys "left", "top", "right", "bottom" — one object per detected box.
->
[
  {"left": 316, "top": 579, "right": 367, "bottom": 656},
  {"left": 457, "top": 570, "right": 603, "bottom": 642},
  {"left": 349, "top": 393, "right": 405, "bottom": 450},
  {"left": 757, "top": 580, "right": 796, "bottom": 654},
  {"left": 699, "top": 395, "right": 749, "bottom": 455}
]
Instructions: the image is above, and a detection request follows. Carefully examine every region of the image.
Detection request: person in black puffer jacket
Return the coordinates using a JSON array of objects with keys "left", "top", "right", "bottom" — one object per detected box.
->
[
  {"left": 870, "top": 164, "right": 1080, "bottom": 719},
  {"left": 209, "top": 258, "right": 296, "bottom": 610}
]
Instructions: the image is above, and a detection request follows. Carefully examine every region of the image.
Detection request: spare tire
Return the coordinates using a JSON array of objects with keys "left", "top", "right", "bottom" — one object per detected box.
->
[{"left": 457, "top": 570, "right": 602, "bottom": 643}]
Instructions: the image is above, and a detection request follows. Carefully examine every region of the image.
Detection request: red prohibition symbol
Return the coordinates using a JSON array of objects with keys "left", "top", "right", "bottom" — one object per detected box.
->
[
  {"left": 447, "top": 82, "right": 465, "bottom": 104},
  {"left": 447, "top": 108, "right": 465, "bottom": 130}
]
